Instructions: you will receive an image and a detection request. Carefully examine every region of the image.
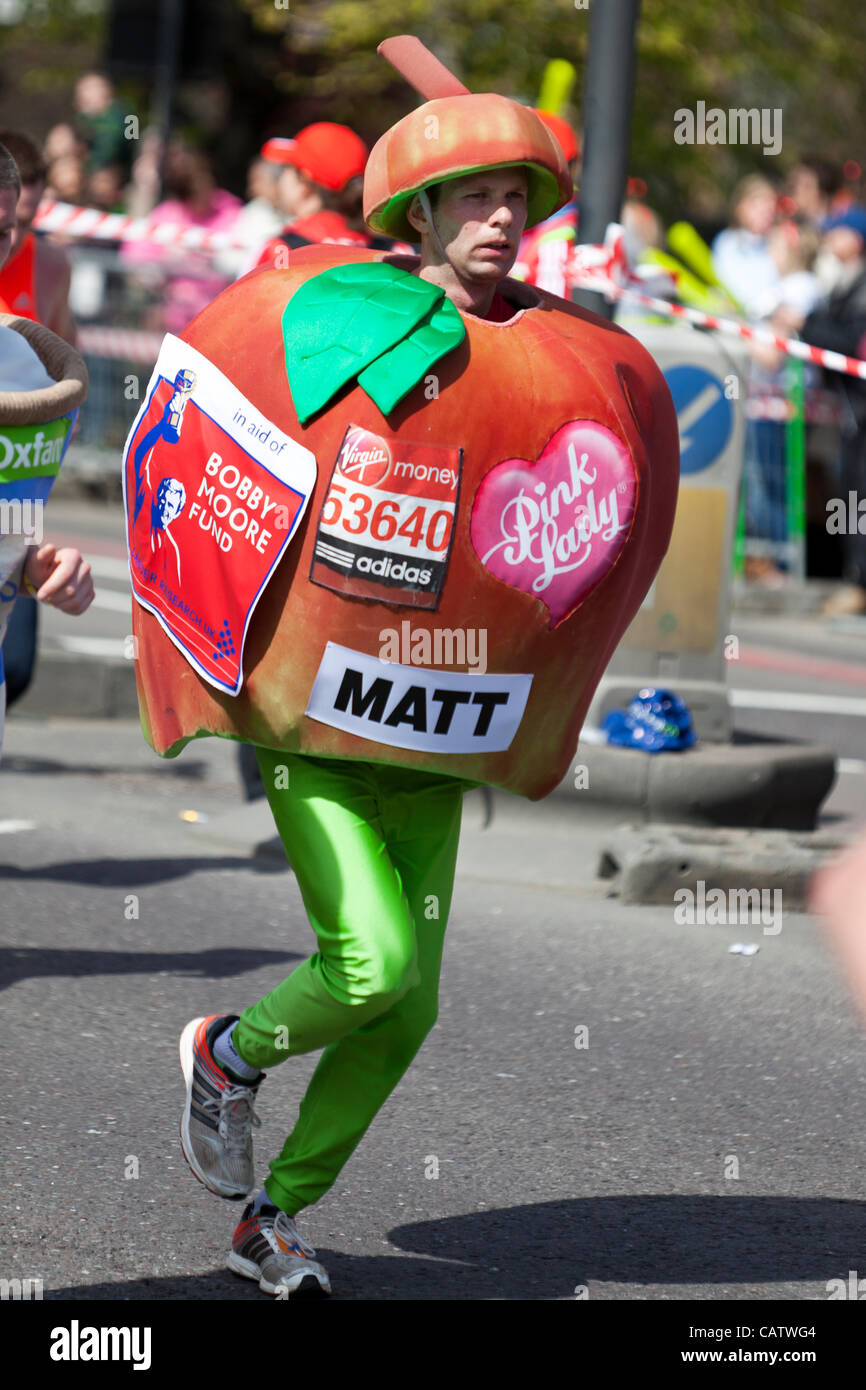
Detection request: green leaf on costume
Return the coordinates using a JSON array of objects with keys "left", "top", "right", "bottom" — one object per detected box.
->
[
  {"left": 282, "top": 263, "right": 443, "bottom": 423},
  {"left": 282, "top": 262, "right": 467, "bottom": 422},
  {"left": 356, "top": 296, "right": 465, "bottom": 415}
]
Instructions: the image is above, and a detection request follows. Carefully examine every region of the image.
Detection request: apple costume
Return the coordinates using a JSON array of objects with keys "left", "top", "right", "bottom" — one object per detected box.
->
[{"left": 123, "top": 40, "right": 679, "bottom": 1219}]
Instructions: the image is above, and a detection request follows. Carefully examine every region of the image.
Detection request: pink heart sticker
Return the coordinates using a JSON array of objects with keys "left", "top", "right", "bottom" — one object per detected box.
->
[{"left": 470, "top": 420, "right": 638, "bottom": 628}]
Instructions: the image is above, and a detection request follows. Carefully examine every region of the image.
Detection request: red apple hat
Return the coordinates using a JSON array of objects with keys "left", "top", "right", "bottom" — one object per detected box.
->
[{"left": 363, "top": 36, "right": 574, "bottom": 244}]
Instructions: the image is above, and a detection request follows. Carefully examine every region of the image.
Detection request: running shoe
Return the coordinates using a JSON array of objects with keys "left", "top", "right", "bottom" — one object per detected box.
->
[
  {"left": 229, "top": 1202, "right": 332, "bottom": 1298},
  {"left": 179, "top": 1014, "right": 263, "bottom": 1199}
]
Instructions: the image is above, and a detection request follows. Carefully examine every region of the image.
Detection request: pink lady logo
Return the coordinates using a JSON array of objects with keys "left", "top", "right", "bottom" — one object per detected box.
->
[
  {"left": 338, "top": 427, "right": 391, "bottom": 487},
  {"left": 469, "top": 421, "right": 637, "bottom": 628}
]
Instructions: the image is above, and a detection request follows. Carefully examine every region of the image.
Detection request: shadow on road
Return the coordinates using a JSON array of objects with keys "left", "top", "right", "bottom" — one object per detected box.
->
[
  {"left": 0, "top": 946, "right": 300, "bottom": 991},
  {"left": 0, "top": 855, "right": 287, "bottom": 887},
  {"left": 0, "top": 755, "right": 212, "bottom": 781},
  {"left": 38, "top": 1194, "right": 866, "bottom": 1299}
]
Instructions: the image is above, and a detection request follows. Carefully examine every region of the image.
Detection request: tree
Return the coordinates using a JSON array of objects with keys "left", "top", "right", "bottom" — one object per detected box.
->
[{"left": 241, "top": 0, "right": 866, "bottom": 223}]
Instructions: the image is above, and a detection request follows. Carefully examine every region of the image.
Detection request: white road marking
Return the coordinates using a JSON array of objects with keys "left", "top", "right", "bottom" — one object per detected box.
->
[
  {"left": 0, "top": 819, "right": 37, "bottom": 833},
  {"left": 838, "top": 758, "right": 866, "bottom": 774},
  {"left": 53, "top": 635, "right": 127, "bottom": 657},
  {"left": 85, "top": 555, "right": 131, "bottom": 582},
  {"left": 730, "top": 689, "right": 866, "bottom": 717},
  {"left": 89, "top": 589, "right": 132, "bottom": 613}
]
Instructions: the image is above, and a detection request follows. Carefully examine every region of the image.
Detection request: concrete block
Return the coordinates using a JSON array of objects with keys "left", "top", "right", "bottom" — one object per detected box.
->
[{"left": 597, "top": 822, "right": 846, "bottom": 908}]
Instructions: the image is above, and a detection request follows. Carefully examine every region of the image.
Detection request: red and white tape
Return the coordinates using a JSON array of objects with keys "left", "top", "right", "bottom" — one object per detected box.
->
[
  {"left": 567, "top": 225, "right": 866, "bottom": 384},
  {"left": 32, "top": 198, "right": 252, "bottom": 251},
  {"left": 745, "top": 392, "right": 844, "bottom": 424},
  {"left": 76, "top": 326, "right": 164, "bottom": 361}
]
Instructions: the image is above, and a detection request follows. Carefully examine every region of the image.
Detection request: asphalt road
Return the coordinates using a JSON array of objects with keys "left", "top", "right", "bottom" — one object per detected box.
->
[
  {"left": 1, "top": 710, "right": 865, "bottom": 1303},
  {"left": 3, "top": 497, "right": 866, "bottom": 1307}
]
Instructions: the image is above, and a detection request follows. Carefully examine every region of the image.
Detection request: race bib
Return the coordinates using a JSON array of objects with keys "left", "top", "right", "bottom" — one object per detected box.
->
[
  {"left": 309, "top": 424, "right": 462, "bottom": 610},
  {"left": 122, "top": 335, "right": 317, "bottom": 694}
]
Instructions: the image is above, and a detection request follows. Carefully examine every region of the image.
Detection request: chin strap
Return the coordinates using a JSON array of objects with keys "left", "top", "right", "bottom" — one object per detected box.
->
[{"left": 417, "top": 186, "right": 454, "bottom": 269}]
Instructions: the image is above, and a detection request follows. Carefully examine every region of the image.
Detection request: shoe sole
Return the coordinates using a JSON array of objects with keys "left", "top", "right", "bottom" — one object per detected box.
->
[
  {"left": 179, "top": 1016, "right": 252, "bottom": 1201},
  {"left": 227, "top": 1249, "right": 331, "bottom": 1298}
]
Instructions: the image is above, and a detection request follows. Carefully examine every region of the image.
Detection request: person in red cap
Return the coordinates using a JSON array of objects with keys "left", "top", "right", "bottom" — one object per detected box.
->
[
  {"left": 511, "top": 109, "right": 580, "bottom": 297},
  {"left": 252, "top": 122, "right": 413, "bottom": 270}
]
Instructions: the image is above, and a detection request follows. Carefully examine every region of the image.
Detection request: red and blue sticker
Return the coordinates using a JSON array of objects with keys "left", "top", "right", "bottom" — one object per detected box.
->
[{"left": 122, "top": 335, "right": 317, "bottom": 694}]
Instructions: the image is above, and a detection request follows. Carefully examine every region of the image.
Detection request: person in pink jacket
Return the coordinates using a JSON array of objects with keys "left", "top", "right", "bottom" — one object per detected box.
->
[{"left": 121, "top": 142, "right": 242, "bottom": 334}]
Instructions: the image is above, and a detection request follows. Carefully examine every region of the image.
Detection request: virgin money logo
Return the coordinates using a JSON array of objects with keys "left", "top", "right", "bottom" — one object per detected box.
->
[{"left": 338, "top": 427, "right": 391, "bottom": 487}]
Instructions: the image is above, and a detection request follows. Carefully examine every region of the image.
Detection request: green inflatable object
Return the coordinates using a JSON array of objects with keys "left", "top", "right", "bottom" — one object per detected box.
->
[{"left": 282, "top": 262, "right": 466, "bottom": 422}]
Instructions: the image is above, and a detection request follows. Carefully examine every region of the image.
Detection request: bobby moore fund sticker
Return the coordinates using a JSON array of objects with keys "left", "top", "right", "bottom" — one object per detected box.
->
[
  {"left": 122, "top": 334, "right": 317, "bottom": 694},
  {"left": 309, "top": 423, "right": 462, "bottom": 611}
]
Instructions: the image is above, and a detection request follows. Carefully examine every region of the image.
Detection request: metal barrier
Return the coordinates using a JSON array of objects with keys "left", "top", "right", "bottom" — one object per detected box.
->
[{"left": 734, "top": 359, "right": 845, "bottom": 583}]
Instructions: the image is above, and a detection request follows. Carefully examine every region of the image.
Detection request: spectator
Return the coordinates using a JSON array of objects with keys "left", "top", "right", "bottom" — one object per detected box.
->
[
  {"left": 787, "top": 156, "right": 844, "bottom": 228},
  {"left": 251, "top": 123, "right": 375, "bottom": 273},
  {"left": 43, "top": 122, "right": 88, "bottom": 166},
  {"left": 216, "top": 154, "right": 282, "bottom": 279},
  {"left": 711, "top": 174, "right": 780, "bottom": 317},
  {"left": 787, "top": 156, "right": 854, "bottom": 294},
  {"left": 743, "top": 217, "right": 824, "bottom": 585},
  {"left": 511, "top": 109, "right": 580, "bottom": 296},
  {"left": 800, "top": 205, "right": 866, "bottom": 614},
  {"left": 0, "top": 130, "right": 76, "bottom": 342},
  {"left": 125, "top": 128, "right": 163, "bottom": 219},
  {"left": 120, "top": 140, "right": 242, "bottom": 333},
  {"left": 44, "top": 154, "right": 87, "bottom": 206},
  {"left": 620, "top": 196, "right": 665, "bottom": 262},
  {"left": 87, "top": 162, "right": 127, "bottom": 213},
  {"left": 73, "top": 72, "right": 132, "bottom": 178}
]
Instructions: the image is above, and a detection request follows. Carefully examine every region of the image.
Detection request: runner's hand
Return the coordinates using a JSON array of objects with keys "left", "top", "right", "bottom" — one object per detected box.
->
[{"left": 23, "top": 543, "right": 95, "bottom": 615}]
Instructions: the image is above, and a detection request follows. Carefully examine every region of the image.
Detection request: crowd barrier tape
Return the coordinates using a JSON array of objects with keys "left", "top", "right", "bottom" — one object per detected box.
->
[
  {"left": 745, "top": 391, "right": 844, "bottom": 425},
  {"left": 37, "top": 200, "right": 866, "bottom": 384},
  {"left": 76, "top": 326, "right": 164, "bottom": 361},
  {"left": 33, "top": 198, "right": 253, "bottom": 252},
  {"left": 568, "top": 225, "right": 866, "bottom": 384}
]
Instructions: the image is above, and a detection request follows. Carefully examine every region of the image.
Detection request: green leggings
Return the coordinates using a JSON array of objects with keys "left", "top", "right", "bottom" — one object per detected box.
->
[{"left": 232, "top": 748, "right": 467, "bottom": 1216}]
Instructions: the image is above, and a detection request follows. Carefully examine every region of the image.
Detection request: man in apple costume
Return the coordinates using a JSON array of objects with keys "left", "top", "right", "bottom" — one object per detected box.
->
[{"left": 121, "top": 37, "right": 679, "bottom": 1298}]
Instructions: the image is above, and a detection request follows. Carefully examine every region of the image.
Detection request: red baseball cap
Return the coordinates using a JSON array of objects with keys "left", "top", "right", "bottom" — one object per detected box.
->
[
  {"left": 534, "top": 110, "right": 580, "bottom": 164},
  {"left": 261, "top": 123, "right": 368, "bottom": 192}
]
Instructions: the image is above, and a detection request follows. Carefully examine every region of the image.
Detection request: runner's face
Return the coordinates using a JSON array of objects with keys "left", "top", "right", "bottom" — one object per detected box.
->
[
  {"left": 0, "top": 187, "right": 16, "bottom": 271},
  {"left": 277, "top": 165, "right": 314, "bottom": 218},
  {"left": 425, "top": 168, "right": 528, "bottom": 282},
  {"left": 9, "top": 181, "right": 43, "bottom": 261}
]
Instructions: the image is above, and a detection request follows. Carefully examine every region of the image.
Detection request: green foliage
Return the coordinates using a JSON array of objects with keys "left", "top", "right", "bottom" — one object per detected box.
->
[
  {"left": 0, "top": 0, "right": 110, "bottom": 109},
  {"left": 244, "top": 0, "right": 866, "bottom": 220}
]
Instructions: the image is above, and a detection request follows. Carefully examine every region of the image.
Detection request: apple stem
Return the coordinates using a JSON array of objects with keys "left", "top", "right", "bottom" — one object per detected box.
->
[{"left": 377, "top": 35, "right": 471, "bottom": 100}]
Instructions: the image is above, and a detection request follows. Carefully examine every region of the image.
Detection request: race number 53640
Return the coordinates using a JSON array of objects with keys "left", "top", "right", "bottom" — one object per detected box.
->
[{"left": 320, "top": 481, "right": 452, "bottom": 551}]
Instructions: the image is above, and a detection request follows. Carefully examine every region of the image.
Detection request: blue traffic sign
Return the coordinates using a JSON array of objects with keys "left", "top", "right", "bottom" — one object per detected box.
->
[{"left": 664, "top": 365, "right": 733, "bottom": 475}]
